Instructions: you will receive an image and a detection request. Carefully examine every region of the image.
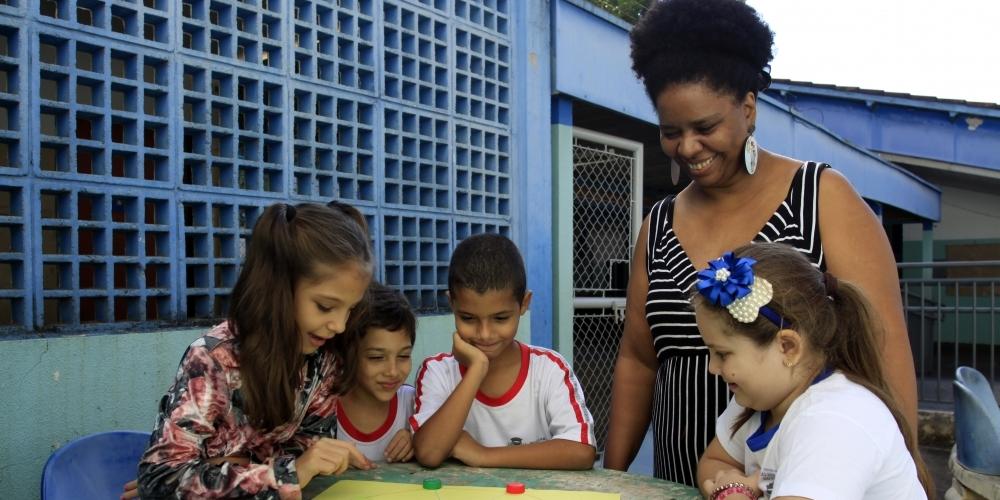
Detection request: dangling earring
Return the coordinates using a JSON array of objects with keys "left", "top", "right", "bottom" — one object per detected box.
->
[{"left": 743, "top": 126, "right": 758, "bottom": 176}]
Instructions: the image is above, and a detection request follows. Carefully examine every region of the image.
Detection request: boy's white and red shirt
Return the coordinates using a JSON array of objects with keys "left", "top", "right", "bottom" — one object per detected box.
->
[
  {"left": 335, "top": 385, "right": 415, "bottom": 462},
  {"left": 409, "top": 341, "right": 596, "bottom": 448}
]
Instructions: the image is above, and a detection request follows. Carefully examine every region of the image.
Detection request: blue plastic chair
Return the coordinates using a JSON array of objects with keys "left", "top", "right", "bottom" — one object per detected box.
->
[
  {"left": 41, "top": 430, "right": 151, "bottom": 500},
  {"left": 953, "top": 366, "right": 1000, "bottom": 475}
]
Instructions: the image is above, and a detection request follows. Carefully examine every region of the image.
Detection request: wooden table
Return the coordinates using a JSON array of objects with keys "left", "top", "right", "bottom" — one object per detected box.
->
[{"left": 302, "top": 461, "right": 701, "bottom": 499}]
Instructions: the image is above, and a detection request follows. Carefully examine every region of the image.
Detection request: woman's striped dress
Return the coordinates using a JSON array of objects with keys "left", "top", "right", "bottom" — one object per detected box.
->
[{"left": 644, "top": 162, "right": 828, "bottom": 485}]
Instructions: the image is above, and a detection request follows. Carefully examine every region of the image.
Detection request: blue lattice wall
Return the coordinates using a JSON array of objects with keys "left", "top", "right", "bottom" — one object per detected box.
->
[{"left": 0, "top": 0, "right": 514, "bottom": 333}]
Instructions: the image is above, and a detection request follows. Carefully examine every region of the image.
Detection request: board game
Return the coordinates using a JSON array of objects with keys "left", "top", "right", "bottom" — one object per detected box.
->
[{"left": 314, "top": 479, "right": 621, "bottom": 499}]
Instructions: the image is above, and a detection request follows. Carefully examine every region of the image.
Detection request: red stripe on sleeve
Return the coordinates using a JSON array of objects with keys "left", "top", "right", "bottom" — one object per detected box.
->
[
  {"left": 529, "top": 347, "right": 591, "bottom": 445},
  {"left": 412, "top": 352, "right": 452, "bottom": 417}
]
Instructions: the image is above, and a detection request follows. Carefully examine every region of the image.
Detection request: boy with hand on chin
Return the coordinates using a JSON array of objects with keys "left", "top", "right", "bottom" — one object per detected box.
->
[{"left": 410, "top": 233, "right": 596, "bottom": 469}]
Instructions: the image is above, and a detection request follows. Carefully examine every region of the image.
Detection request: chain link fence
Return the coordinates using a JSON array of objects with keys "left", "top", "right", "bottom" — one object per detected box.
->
[
  {"left": 571, "top": 130, "right": 641, "bottom": 451},
  {"left": 572, "top": 138, "right": 634, "bottom": 294}
]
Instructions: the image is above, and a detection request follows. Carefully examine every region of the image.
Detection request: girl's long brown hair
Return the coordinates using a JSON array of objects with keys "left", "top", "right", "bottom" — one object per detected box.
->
[
  {"left": 694, "top": 242, "right": 933, "bottom": 498},
  {"left": 228, "top": 202, "right": 372, "bottom": 430}
]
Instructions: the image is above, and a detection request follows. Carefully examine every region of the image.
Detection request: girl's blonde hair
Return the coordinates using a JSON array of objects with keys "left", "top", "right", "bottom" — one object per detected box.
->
[{"left": 694, "top": 242, "right": 933, "bottom": 498}]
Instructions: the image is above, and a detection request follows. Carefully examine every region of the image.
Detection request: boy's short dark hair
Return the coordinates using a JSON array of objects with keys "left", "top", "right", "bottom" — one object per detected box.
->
[
  {"left": 448, "top": 233, "right": 526, "bottom": 303},
  {"left": 357, "top": 283, "right": 416, "bottom": 344}
]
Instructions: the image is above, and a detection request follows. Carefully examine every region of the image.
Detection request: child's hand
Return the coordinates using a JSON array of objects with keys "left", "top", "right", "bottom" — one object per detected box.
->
[
  {"left": 295, "top": 438, "right": 374, "bottom": 487},
  {"left": 450, "top": 431, "right": 486, "bottom": 467},
  {"left": 120, "top": 479, "right": 138, "bottom": 500},
  {"left": 384, "top": 429, "right": 414, "bottom": 463},
  {"left": 451, "top": 331, "right": 489, "bottom": 371},
  {"left": 702, "top": 469, "right": 760, "bottom": 499}
]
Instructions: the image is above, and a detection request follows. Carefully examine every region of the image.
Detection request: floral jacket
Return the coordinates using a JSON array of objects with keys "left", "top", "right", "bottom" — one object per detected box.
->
[{"left": 137, "top": 323, "right": 339, "bottom": 499}]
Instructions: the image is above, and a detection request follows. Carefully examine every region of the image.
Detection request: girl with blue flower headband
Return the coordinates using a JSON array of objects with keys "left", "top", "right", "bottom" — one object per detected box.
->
[{"left": 693, "top": 243, "right": 932, "bottom": 500}]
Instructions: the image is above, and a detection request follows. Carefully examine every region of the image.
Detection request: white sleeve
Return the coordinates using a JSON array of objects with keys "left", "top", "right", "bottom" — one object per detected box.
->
[
  {"left": 398, "top": 384, "right": 416, "bottom": 423},
  {"left": 539, "top": 351, "right": 596, "bottom": 447},
  {"left": 715, "top": 397, "right": 747, "bottom": 465},
  {"left": 769, "top": 410, "right": 880, "bottom": 500},
  {"left": 408, "top": 355, "right": 454, "bottom": 432}
]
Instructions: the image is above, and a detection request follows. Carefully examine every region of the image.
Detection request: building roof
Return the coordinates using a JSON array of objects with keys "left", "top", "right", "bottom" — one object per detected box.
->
[
  {"left": 551, "top": 0, "right": 941, "bottom": 222},
  {"left": 770, "top": 79, "right": 1000, "bottom": 119}
]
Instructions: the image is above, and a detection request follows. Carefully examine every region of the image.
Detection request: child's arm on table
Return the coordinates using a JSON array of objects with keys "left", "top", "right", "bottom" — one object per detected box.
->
[
  {"left": 697, "top": 437, "right": 756, "bottom": 498},
  {"left": 449, "top": 346, "right": 597, "bottom": 470},
  {"left": 452, "top": 431, "right": 595, "bottom": 470},
  {"left": 461, "top": 346, "right": 598, "bottom": 470},
  {"left": 383, "top": 428, "right": 414, "bottom": 463},
  {"left": 412, "top": 332, "right": 489, "bottom": 467}
]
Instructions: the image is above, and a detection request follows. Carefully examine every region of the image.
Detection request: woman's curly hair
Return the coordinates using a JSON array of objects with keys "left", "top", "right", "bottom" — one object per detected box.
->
[{"left": 630, "top": 0, "right": 774, "bottom": 102}]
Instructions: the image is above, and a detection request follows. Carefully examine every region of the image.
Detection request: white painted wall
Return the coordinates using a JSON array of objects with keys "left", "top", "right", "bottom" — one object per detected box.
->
[{"left": 903, "top": 184, "right": 1000, "bottom": 242}]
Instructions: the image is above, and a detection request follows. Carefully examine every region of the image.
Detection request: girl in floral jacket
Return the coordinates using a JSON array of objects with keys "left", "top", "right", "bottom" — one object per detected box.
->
[{"left": 135, "top": 203, "right": 375, "bottom": 499}]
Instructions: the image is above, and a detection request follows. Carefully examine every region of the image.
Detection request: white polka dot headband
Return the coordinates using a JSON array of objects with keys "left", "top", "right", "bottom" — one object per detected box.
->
[{"left": 696, "top": 252, "right": 786, "bottom": 327}]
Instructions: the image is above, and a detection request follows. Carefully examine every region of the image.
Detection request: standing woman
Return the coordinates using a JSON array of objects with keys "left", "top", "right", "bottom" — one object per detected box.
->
[{"left": 602, "top": 0, "right": 918, "bottom": 486}]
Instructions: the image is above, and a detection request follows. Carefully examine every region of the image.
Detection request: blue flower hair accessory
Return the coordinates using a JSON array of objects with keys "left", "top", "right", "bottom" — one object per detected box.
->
[{"left": 696, "top": 252, "right": 786, "bottom": 326}]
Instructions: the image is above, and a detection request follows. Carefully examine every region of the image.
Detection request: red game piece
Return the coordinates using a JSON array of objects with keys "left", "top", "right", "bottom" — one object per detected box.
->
[{"left": 506, "top": 482, "right": 526, "bottom": 494}]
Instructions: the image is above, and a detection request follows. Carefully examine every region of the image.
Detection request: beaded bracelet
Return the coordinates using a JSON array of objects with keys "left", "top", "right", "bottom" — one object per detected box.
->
[{"left": 710, "top": 482, "right": 757, "bottom": 500}]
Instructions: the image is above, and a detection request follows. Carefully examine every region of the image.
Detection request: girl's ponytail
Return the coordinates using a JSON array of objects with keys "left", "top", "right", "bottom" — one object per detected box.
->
[
  {"left": 828, "top": 280, "right": 935, "bottom": 499},
  {"left": 230, "top": 203, "right": 303, "bottom": 429},
  {"left": 825, "top": 275, "right": 887, "bottom": 402}
]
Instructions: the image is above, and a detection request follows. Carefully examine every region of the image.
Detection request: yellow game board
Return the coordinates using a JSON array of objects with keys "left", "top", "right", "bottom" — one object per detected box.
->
[{"left": 315, "top": 479, "right": 621, "bottom": 499}]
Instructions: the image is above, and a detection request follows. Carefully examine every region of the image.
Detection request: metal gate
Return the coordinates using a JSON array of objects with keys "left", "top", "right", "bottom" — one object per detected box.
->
[{"left": 570, "top": 128, "right": 643, "bottom": 452}]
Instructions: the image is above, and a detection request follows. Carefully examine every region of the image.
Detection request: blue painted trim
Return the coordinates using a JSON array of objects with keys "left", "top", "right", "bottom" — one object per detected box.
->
[
  {"left": 552, "top": 0, "right": 656, "bottom": 124},
  {"left": 766, "top": 88, "right": 1000, "bottom": 173},
  {"left": 517, "top": 0, "right": 554, "bottom": 349},
  {"left": 551, "top": 94, "right": 572, "bottom": 125},
  {"left": 770, "top": 82, "right": 1000, "bottom": 120},
  {"left": 759, "top": 94, "right": 940, "bottom": 221},
  {"left": 761, "top": 94, "right": 941, "bottom": 196}
]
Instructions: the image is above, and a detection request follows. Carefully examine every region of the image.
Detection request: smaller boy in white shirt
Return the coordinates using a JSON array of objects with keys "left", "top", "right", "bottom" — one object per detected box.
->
[
  {"left": 336, "top": 283, "right": 417, "bottom": 463},
  {"left": 410, "top": 233, "right": 596, "bottom": 469}
]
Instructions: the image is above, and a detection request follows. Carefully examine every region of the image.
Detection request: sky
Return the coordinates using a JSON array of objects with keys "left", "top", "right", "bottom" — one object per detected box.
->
[{"left": 746, "top": 0, "right": 1000, "bottom": 104}]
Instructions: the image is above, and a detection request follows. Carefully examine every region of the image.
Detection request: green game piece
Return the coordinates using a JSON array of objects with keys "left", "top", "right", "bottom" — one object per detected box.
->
[{"left": 422, "top": 478, "right": 442, "bottom": 490}]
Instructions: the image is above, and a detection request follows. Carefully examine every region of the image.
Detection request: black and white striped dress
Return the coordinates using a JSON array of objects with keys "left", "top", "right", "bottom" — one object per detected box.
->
[{"left": 644, "top": 162, "right": 828, "bottom": 485}]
